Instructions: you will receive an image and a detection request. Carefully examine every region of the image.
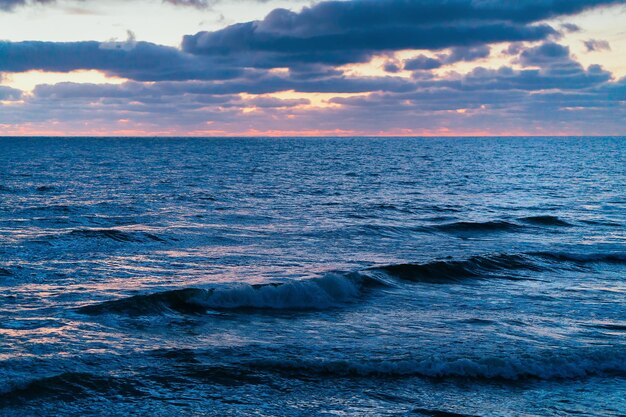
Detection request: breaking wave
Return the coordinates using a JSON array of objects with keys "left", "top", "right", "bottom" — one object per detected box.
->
[
  {"left": 77, "top": 272, "right": 382, "bottom": 316},
  {"left": 76, "top": 250, "right": 626, "bottom": 316}
]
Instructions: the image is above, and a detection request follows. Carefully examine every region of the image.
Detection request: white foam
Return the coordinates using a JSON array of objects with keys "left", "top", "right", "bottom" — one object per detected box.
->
[{"left": 192, "top": 273, "right": 367, "bottom": 310}]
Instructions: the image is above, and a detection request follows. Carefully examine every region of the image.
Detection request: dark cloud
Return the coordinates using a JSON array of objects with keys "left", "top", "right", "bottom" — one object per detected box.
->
[
  {"left": 402, "top": 46, "right": 490, "bottom": 72},
  {"left": 247, "top": 97, "right": 310, "bottom": 108},
  {"left": 163, "top": 0, "right": 215, "bottom": 8},
  {"left": 383, "top": 62, "right": 401, "bottom": 74},
  {"left": 0, "top": 0, "right": 223, "bottom": 11},
  {"left": 10, "top": 62, "right": 622, "bottom": 135},
  {"left": 0, "top": 85, "right": 23, "bottom": 100},
  {"left": 0, "top": 40, "right": 243, "bottom": 81},
  {"left": 443, "top": 46, "right": 491, "bottom": 64},
  {"left": 1, "top": 0, "right": 623, "bottom": 80},
  {"left": 1, "top": 0, "right": 625, "bottom": 134},
  {"left": 560, "top": 23, "right": 582, "bottom": 33},
  {"left": 519, "top": 42, "right": 570, "bottom": 66},
  {"left": 404, "top": 55, "right": 442, "bottom": 71},
  {"left": 0, "top": 0, "right": 53, "bottom": 11},
  {"left": 182, "top": 0, "right": 624, "bottom": 69},
  {"left": 583, "top": 39, "right": 611, "bottom": 52}
]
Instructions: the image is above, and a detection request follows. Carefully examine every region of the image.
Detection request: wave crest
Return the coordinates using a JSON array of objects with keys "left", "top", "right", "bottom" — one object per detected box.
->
[
  {"left": 367, "top": 253, "right": 542, "bottom": 283},
  {"left": 76, "top": 250, "right": 626, "bottom": 316},
  {"left": 68, "top": 229, "right": 166, "bottom": 243},
  {"left": 77, "top": 273, "right": 382, "bottom": 316},
  {"left": 250, "top": 349, "right": 626, "bottom": 381},
  {"left": 519, "top": 215, "right": 572, "bottom": 227},
  {"left": 432, "top": 220, "right": 522, "bottom": 234}
]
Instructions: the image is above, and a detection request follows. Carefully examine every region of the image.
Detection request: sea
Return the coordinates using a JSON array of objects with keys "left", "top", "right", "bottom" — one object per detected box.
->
[{"left": 0, "top": 136, "right": 624, "bottom": 416}]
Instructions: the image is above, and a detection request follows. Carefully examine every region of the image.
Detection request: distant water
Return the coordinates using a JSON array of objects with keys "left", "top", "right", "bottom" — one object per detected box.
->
[{"left": 0, "top": 137, "right": 625, "bottom": 416}]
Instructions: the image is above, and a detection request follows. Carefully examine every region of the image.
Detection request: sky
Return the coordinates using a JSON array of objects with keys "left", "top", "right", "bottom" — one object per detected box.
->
[{"left": 0, "top": 0, "right": 625, "bottom": 136}]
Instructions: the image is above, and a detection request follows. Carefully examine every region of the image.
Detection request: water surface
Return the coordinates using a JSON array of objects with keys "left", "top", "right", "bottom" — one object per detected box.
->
[{"left": 0, "top": 137, "right": 625, "bottom": 416}]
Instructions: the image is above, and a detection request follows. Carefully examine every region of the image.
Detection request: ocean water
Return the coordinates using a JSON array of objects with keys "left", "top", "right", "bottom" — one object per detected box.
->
[{"left": 0, "top": 136, "right": 624, "bottom": 416}]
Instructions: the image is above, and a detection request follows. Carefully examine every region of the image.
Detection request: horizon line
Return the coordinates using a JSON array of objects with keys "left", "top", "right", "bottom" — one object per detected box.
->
[{"left": 1, "top": 135, "right": 625, "bottom": 139}]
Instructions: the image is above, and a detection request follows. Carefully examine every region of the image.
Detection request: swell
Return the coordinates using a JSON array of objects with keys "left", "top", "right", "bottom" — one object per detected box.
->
[
  {"left": 67, "top": 228, "right": 166, "bottom": 243},
  {"left": 432, "top": 215, "right": 573, "bottom": 235},
  {"left": 367, "top": 253, "right": 543, "bottom": 283},
  {"left": 75, "top": 250, "right": 626, "bottom": 316},
  {"left": 246, "top": 348, "right": 626, "bottom": 381},
  {"left": 77, "top": 272, "right": 383, "bottom": 316},
  {"left": 519, "top": 215, "right": 572, "bottom": 227},
  {"left": 432, "top": 220, "right": 522, "bottom": 234},
  {"left": 0, "top": 372, "right": 145, "bottom": 405},
  {"left": 2, "top": 348, "right": 622, "bottom": 404},
  {"left": 531, "top": 251, "right": 626, "bottom": 265}
]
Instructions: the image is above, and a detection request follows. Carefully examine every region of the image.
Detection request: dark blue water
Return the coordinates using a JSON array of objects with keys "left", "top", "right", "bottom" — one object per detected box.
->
[{"left": 0, "top": 137, "right": 625, "bottom": 416}]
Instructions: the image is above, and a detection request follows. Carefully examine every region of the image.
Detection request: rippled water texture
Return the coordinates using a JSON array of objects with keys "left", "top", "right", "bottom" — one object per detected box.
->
[{"left": 1, "top": 137, "right": 625, "bottom": 416}]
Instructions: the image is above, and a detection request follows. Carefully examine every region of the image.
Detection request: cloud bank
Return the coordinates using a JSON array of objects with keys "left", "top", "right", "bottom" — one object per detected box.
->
[{"left": 1, "top": 0, "right": 625, "bottom": 135}]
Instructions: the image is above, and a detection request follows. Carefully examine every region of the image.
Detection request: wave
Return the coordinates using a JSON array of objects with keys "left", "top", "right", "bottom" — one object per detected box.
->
[
  {"left": 22, "top": 204, "right": 78, "bottom": 213},
  {"left": 432, "top": 220, "right": 523, "bottom": 234},
  {"left": 35, "top": 185, "right": 56, "bottom": 192},
  {"left": 0, "top": 372, "right": 143, "bottom": 404},
  {"left": 519, "top": 215, "right": 572, "bottom": 227},
  {"left": 68, "top": 229, "right": 166, "bottom": 243},
  {"left": 367, "top": 253, "right": 543, "bottom": 283},
  {"left": 77, "top": 272, "right": 383, "bottom": 316},
  {"left": 0, "top": 268, "right": 13, "bottom": 277},
  {"left": 247, "top": 349, "right": 626, "bottom": 381},
  {"left": 532, "top": 251, "right": 626, "bottom": 265},
  {"left": 589, "top": 322, "right": 626, "bottom": 331},
  {"left": 580, "top": 219, "right": 622, "bottom": 227},
  {"left": 76, "top": 250, "right": 626, "bottom": 317},
  {"left": 411, "top": 408, "right": 474, "bottom": 417}
]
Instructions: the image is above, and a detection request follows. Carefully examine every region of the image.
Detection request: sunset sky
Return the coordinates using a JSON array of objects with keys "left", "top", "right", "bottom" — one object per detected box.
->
[{"left": 1, "top": 0, "right": 625, "bottom": 136}]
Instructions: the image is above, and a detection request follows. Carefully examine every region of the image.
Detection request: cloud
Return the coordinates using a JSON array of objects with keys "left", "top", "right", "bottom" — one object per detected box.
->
[
  {"left": 383, "top": 61, "right": 401, "bottom": 73},
  {"left": 0, "top": 0, "right": 53, "bottom": 11},
  {"left": 443, "top": 45, "right": 491, "bottom": 64},
  {"left": 0, "top": 0, "right": 220, "bottom": 11},
  {"left": 519, "top": 42, "right": 571, "bottom": 66},
  {"left": 560, "top": 23, "right": 582, "bottom": 33},
  {"left": 182, "top": 0, "right": 624, "bottom": 64},
  {"left": 180, "top": 0, "right": 626, "bottom": 73},
  {"left": 583, "top": 39, "right": 611, "bottom": 52},
  {"left": 0, "top": 40, "right": 244, "bottom": 81},
  {"left": 0, "top": 85, "right": 22, "bottom": 100},
  {"left": 1, "top": 0, "right": 623, "bottom": 80},
  {"left": 1, "top": 0, "right": 625, "bottom": 135},
  {"left": 404, "top": 55, "right": 442, "bottom": 71}
]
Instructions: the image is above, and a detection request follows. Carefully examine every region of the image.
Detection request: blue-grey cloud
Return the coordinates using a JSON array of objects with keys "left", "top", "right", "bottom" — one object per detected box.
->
[
  {"left": 182, "top": 0, "right": 624, "bottom": 68},
  {"left": 1, "top": 0, "right": 624, "bottom": 80},
  {"left": 0, "top": 40, "right": 243, "bottom": 81},
  {"left": 583, "top": 39, "right": 611, "bottom": 52},
  {"left": 404, "top": 55, "right": 442, "bottom": 71},
  {"left": 0, "top": 0, "right": 227, "bottom": 11},
  {"left": 443, "top": 45, "right": 491, "bottom": 64},
  {"left": 1, "top": 0, "right": 625, "bottom": 135},
  {"left": 0, "top": 0, "right": 53, "bottom": 11},
  {"left": 519, "top": 42, "right": 571, "bottom": 66},
  {"left": 0, "top": 85, "right": 23, "bottom": 100}
]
